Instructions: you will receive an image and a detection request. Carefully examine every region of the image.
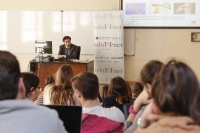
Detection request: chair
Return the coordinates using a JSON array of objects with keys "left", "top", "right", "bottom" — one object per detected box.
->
[
  {"left": 123, "top": 103, "right": 132, "bottom": 119},
  {"left": 76, "top": 46, "right": 81, "bottom": 60}
]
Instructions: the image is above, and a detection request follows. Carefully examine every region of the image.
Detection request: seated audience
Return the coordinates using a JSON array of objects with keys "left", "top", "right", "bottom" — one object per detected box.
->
[
  {"left": 36, "top": 75, "right": 55, "bottom": 105},
  {"left": 100, "top": 84, "right": 109, "bottom": 102},
  {"left": 43, "top": 64, "right": 79, "bottom": 105},
  {"left": 21, "top": 72, "right": 41, "bottom": 102},
  {"left": 131, "top": 82, "right": 143, "bottom": 100},
  {"left": 124, "top": 60, "right": 163, "bottom": 133},
  {"left": 0, "top": 51, "right": 67, "bottom": 133},
  {"left": 71, "top": 72, "right": 125, "bottom": 123},
  {"left": 102, "top": 77, "right": 133, "bottom": 113},
  {"left": 135, "top": 60, "right": 200, "bottom": 133}
]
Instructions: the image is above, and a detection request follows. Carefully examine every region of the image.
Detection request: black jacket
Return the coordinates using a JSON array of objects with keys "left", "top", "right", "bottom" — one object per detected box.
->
[{"left": 58, "top": 44, "right": 77, "bottom": 56}]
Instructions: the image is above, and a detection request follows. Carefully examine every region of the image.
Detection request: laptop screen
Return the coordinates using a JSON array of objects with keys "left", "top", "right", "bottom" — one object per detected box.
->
[{"left": 44, "top": 105, "right": 82, "bottom": 133}]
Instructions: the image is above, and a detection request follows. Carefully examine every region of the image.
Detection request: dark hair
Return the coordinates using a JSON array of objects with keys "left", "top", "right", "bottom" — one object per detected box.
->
[
  {"left": 71, "top": 72, "right": 99, "bottom": 100},
  {"left": 132, "top": 82, "right": 143, "bottom": 98},
  {"left": 101, "top": 84, "right": 109, "bottom": 101},
  {"left": 152, "top": 60, "right": 200, "bottom": 125},
  {"left": 21, "top": 72, "right": 40, "bottom": 96},
  {"left": 140, "top": 60, "right": 163, "bottom": 85},
  {"left": 45, "top": 75, "right": 55, "bottom": 86},
  {"left": 0, "top": 51, "right": 21, "bottom": 100},
  {"left": 63, "top": 36, "right": 71, "bottom": 42},
  {"left": 108, "top": 77, "right": 133, "bottom": 104}
]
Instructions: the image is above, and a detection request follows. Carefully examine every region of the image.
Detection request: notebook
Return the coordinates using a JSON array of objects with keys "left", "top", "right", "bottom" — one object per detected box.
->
[{"left": 44, "top": 105, "right": 82, "bottom": 133}]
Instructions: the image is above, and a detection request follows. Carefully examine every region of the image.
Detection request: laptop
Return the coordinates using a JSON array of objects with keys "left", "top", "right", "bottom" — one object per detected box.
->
[{"left": 44, "top": 105, "right": 82, "bottom": 133}]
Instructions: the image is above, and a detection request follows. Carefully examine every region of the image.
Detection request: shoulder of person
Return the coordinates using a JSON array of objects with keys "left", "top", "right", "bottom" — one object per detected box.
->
[
  {"left": 70, "top": 43, "right": 77, "bottom": 47},
  {"left": 59, "top": 44, "right": 65, "bottom": 48}
]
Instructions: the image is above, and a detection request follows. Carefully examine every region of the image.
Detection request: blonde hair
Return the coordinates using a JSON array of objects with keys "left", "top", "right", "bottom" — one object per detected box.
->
[
  {"left": 50, "top": 85, "right": 75, "bottom": 105},
  {"left": 54, "top": 64, "right": 74, "bottom": 86},
  {"left": 50, "top": 64, "right": 75, "bottom": 105}
]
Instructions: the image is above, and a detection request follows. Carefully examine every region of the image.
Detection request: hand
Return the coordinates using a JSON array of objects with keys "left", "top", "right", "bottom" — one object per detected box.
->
[
  {"left": 140, "top": 100, "right": 160, "bottom": 127},
  {"left": 133, "top": 89, "right": 151, "bottom": 112},
  {"left": 69, "top": 59, "right": 77, "bottom": 61},
  {"left": 127, "top": 90, "right": 151, "bottom": 122}
]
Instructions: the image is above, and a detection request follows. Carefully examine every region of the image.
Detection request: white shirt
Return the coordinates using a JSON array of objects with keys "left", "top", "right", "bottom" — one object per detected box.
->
[{"left": 83, "top": 105, "right": 125, "bottom": 123}]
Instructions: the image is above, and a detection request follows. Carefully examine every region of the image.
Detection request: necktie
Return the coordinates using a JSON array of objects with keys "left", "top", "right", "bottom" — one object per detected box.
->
[{"left": 66, "top": 47, "right": 70, "bottom": 55}]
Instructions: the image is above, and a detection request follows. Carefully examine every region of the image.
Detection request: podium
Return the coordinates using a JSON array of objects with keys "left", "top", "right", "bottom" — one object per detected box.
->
[{"left": 29, "top": 60, "right": 94, "bottom": 87}]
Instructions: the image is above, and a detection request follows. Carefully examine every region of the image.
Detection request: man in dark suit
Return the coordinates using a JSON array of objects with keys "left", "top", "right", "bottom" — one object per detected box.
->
[{"left": 58, "top": 36, "right": 78, "bottom": 58}]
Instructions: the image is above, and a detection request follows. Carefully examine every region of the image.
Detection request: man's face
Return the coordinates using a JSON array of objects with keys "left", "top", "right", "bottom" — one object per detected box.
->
[
  {"left": 184, "top": 3, "right": 193, "bottom": 14},
  {"left": 64, "top": 39, "right": 71, "bottom": 47}
]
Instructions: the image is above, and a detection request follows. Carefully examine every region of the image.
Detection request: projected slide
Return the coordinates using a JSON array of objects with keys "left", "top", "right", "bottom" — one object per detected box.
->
[{"left": 122, "top": 0, "right": 200, "bottom": 27}]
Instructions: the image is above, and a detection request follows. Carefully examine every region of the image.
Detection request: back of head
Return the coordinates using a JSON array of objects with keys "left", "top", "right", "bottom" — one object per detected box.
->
[
  {"left": 45, "top": 75, "right": 55, "bottom": 86},
  {"left": 132, "top": 82, "right": 143, "bottom": 98},
  {"left": 152, "top": 60, "right": 200, "bottom": 125},
  {"left": 21, "top": 72, "right": 40, "bottom": 96},
  {"left": 72, "top": 72, "right": 99, "bottom": 100},
  {"left": 0, "top": 51, "right": 21, "bottom": 100},
  {"left": 108, "top": 77, "right": 132, "bottom": 104},
  {"left": 140, "top": 60, "right": 163, "bottom": 85},
  {"left": 55, "top": 64, "right": 74, "bottom": 86},
  {"left": 50, "top": 85, "right": 75, "bottom": 105}
]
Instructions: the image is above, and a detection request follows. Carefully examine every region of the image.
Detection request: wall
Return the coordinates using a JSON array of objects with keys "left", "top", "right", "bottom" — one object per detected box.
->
[
  {"left": 1, "top": 0, "right": 200, "bottom": 83},
  {"left": 131, "top": 28, "right": 200, "bottom": 82},
  {"left": 0, "top": 0, "right": 120, "bottom": 78}
]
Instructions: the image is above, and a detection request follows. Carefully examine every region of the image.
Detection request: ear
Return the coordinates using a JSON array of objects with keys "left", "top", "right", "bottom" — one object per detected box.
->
[
  {"left": 75, "top": 89, "right": 81, "bottom": 98},
  {"left": 146, "top": 83, "right": 152, "bottom": 94},
  {"left": 28, "top": 87, "right": 35, "bottom": 96},
  {"left": 16, "top": 77, "right": 26, "bottom": 99}
]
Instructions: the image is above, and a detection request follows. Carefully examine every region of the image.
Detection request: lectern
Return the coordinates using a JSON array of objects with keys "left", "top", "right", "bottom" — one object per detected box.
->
[{"left": 29, "top": 60, "right": 94, "bottom": 87}]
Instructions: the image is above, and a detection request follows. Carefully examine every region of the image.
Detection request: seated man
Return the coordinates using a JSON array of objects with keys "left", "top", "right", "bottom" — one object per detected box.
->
[
  {"left": 71, "top": 72, "right": 125, "bottom": 123},
  {"left": 0, "top": 51, "right": 67, "bottom": 133},
  {"left": 58, "top": 36, "right": 78, "bottom": 59}
]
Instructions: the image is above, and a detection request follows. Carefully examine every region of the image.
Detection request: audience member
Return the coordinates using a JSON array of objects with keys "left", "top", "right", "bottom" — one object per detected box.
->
[
  {"left": 71, "top": 72, "right": 125, "bottom": 123},
  {"left": 0, "top": 51, "right": 67, "bottom": 133},
  {"left": 124, "top": 60, "right": 163, "bottom": 133},
  {"left": 36, "top": 75, "right": 55, "bottom": 105},
  {"left": 43, "top": 64, "right": 79, "bottom": 105},
  {"left": 21, "top": 72, "right": 41, "bottom": 102},
  {"left": 131, "top": 82, "right": 143, "bottom": 100},
  {"left": 100, "top": 84, "right": 109, "bottom": 102},
  {"left": 102, "top": 77, "right": 133, "bottom": 113},
  {"left": 135, "top": 60, "right": 200, "bottom": 133}
]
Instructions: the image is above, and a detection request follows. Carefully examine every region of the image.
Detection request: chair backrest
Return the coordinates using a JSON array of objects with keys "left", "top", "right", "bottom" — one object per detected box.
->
[
  {"left": 123, "top": 103, "right": 132, "bottom": 119},
  {"left": 76, "top": 46, "right": 81, "bottom": 60}
]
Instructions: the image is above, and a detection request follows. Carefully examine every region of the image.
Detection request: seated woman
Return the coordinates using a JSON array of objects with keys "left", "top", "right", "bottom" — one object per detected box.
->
[
  {"left": 21, "top": 72, "right": 41, "bottom": 102},
  {"left": 124, "top": 60, "right": 163, "bottom": 133},
  {"left": 131, "top": 82, "right": 143, "bottom": 100},
  {"left": 43, "top": 64, "right": 79, "bottom": 105},
  {"left": 36, "top": 75, "right": 55, "bottom": 105},
  {"left": 135, "top": 60, "right": 200, "bottom": 132},
  {"left": 102, "top": 77, "right": 133, "bottom": 113},
  {"left": 100, "top": 84, "right": 109, "bottom": 102}
]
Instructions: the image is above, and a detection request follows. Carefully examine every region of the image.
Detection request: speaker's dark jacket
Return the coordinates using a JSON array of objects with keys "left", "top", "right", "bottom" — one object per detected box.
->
[{"left": 58, "top": 44, "right": 77, "bottom": 56}]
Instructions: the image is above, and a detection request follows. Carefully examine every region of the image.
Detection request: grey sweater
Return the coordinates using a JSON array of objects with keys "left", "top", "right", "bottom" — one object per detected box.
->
[
  {"left": 124, "top": 105, "right": 147, "bottom": 133},
  {"left": 0, "top": 99, "right": 67, "bottom": 133}
]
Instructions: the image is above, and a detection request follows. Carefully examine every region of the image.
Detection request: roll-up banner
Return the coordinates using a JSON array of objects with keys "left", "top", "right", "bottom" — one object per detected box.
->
[{"left": 93, "top": 11, "right": 124, "bottom": 83}]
